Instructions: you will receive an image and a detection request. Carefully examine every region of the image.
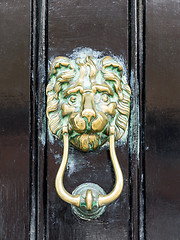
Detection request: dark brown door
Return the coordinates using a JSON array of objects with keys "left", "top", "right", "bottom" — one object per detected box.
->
[{"left": 0, "top": 0, "right": 179, "bottom": 239}]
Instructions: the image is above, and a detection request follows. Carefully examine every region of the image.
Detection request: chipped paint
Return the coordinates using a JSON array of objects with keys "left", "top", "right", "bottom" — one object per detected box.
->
[{"left": 129, "top": 70, "right": 140, "bottom": 156}]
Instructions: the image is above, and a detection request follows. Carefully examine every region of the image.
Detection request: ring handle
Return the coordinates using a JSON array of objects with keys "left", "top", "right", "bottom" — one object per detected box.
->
[
  {"left": 55, "top": 126, "right": 80, "bottom": 207},
  {"left": 55, "top": 126, "right": 123, "bottom": 210},
  {"left": 98, "top": 126, "right": 123, "bottom": 207}
]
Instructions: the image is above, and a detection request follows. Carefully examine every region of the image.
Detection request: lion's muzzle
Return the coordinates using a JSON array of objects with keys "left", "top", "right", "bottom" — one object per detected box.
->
[
  {"left": 69, "top": 92, "right": 108, "bottom": 133},
  {"left": 81, "top": 92, "right": 96, "bottom": 123},
  {"left": 69, "top": 112, "right": 108, "bottom": 133}
]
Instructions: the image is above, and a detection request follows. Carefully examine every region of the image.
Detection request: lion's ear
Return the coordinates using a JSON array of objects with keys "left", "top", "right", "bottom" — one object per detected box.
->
[
  {"left": 49, "top": 57, "right": 73, "bottom": 76},
  {"left": 102, "top": 56, "right": 123, "bottom": 75},
  {"left": 48, "top": 57, "right": 75, "bottom": 98},
  {"left": 102, "top": 56, "right": 124, "bottom": 100}
]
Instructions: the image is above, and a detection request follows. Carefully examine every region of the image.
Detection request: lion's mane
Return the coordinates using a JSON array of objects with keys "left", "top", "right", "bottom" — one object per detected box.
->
[{"left": 46, "top": 56, "right": 131, "bottom": 141}]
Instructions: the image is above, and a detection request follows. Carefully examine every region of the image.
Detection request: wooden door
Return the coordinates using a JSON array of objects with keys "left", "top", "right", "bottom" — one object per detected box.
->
[{"left": 0, "top": 0, "right": 179, "bottom": 239}]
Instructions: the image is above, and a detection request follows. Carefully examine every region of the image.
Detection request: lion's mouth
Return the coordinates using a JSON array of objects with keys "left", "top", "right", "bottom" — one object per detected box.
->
[
  {"left": 70, "top": 133, "right": 107, "bottom": 152},
  {"left": 69, "top": 111, "right": 109, "bottom": 134}
]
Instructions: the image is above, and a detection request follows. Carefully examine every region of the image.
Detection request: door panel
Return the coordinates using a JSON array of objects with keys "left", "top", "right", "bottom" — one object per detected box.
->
[
  {"left": 146, "top": 1, "right": 180, "bottom": 239},
  {"left": 48, "top": 1, "right": 130, "bottom": 239},
  {"left": 0, "top": 1, "right": 30, "bottom": 239}
]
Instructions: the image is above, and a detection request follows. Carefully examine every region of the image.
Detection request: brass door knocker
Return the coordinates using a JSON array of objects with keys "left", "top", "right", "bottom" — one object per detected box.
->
[{"left": 46, "top": 55, "right": 131, "bottom": 220}]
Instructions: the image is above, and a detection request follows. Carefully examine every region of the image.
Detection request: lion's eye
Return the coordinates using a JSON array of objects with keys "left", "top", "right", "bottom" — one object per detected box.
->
[
  {"left": 68, "top": 95, "right": 77, "bottom": 105},
  {"left": 102, "top": 94, "right": 109, "bottom": 103},
  {"left": 70, "top": 96, "right": 76, "bottom": 103}
]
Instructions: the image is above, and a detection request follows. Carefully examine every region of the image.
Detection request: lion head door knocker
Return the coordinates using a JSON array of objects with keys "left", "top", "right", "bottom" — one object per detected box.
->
[{"left": 46, "top": 55, "right": 131, "bottom": 220}]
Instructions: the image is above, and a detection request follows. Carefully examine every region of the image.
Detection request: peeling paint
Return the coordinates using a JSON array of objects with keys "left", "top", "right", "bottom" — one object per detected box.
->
[
  {"left": 68, "top": 47, "right": 104, "bottom": 60},
  {"left": 47, "top": 125, "right": 54, "bottom": 145},
  {"left": 129, "top": 70, "right": 140, "bottom": 156}
]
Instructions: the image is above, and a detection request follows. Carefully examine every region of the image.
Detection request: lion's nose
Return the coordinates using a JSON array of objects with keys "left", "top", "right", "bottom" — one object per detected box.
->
[
  {"left": 81, "top": 92, "right": 96, "bottom": 123},
  {"left": 82, "top": 109, "right": 96, "bottom": 123}
]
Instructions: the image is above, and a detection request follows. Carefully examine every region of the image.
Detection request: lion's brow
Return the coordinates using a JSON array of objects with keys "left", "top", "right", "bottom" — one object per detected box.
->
[
  {"left": 63, "top": 85, "right": 83, "bottom": 97},
  {"left": 92, "top": 84, "right": 114, "bottom": 96}
]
